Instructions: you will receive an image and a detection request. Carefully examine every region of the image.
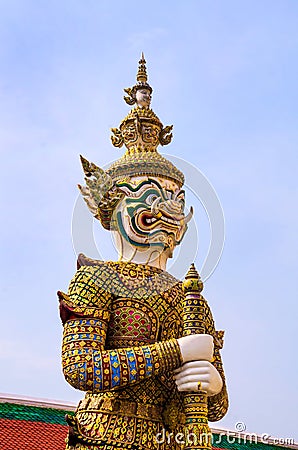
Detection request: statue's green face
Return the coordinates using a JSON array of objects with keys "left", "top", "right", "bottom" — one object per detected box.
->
[{"left": 111, "top": 176, "right": 192, "bottom": 255}]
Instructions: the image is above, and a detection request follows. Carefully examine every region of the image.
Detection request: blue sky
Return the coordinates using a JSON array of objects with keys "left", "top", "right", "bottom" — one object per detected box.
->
[{"left": 1, "top": 0, "right": 297, "bottom": 442}]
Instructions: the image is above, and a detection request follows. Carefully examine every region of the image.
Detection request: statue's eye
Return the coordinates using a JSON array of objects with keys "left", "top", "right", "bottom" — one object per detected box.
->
[{"left": 146, "top": 194, "right": 159, "bottom": 205}]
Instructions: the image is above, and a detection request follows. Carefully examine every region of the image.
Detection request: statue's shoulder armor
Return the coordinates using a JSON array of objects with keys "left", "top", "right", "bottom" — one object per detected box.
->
[
  {"left": 66, "top": 254, "right": 116, "bottom": 309},
  {"left": 77, "top": 253, "right": 107, "bottom": 270}
]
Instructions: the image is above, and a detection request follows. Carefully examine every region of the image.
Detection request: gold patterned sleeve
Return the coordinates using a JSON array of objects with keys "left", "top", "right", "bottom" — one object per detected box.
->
[
  {"left": 59, "top": 265, "right": 183, "bottom": 393},
  {"left": 204, "top": 303, "right": 229, "bottom": 421}
]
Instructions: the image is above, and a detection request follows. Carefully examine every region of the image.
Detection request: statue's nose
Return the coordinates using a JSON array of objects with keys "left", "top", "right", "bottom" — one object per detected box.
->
[{"left": 163, "top": 199, "right": 183, "bottom": 214}]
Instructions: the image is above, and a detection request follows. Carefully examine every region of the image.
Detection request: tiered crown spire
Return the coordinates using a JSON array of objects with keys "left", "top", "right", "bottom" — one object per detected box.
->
[
  {"left": 136, "top": 52, "right": 148, "bottom": 84},
  {"left": 123, "top": 53, "right": 153, "bottom": 106},
  {"left": 109, "top": 53, "right": 184, "bottom": 186}
]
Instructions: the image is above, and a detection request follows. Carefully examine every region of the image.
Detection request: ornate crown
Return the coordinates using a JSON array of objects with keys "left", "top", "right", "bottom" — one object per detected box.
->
[{"left": 79, "top": 54, "right": 184, "bottom": 230}]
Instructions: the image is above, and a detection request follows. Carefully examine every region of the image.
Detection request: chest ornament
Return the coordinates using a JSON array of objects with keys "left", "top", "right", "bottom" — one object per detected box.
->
[{"left": 107, "top": 299, "right": 159, "bottom": 348}]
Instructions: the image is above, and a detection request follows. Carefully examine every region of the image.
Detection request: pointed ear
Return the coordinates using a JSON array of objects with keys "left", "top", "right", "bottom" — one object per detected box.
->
[{"left": 79, "top": 155, "right": 114, "bottom": 208}]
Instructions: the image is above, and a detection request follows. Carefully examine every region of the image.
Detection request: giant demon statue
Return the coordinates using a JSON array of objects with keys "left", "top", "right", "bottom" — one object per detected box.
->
[{"left": 58, "top": 54, "right": 228, "bottom": 450}]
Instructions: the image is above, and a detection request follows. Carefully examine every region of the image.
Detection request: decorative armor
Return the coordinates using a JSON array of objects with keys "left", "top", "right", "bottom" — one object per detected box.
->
[{"left": 59, "top": 256, "right": 228, "bottom": 449}]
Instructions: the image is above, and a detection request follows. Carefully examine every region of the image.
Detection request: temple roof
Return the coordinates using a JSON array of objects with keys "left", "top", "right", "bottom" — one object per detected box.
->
[
  {"left": 0, "top": 394, "right": 74, "bottom": 450},
  {"left": 0, "top": 394, "right": 296, "bottom": 450}
]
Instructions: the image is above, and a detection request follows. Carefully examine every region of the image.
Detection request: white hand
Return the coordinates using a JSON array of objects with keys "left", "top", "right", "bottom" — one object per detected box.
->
[
  {"left": 174, "top": 361, "right": 223, "bottom": 396},
  {"left": 177, "top": 334, "right": 214, "bottom": 363}
]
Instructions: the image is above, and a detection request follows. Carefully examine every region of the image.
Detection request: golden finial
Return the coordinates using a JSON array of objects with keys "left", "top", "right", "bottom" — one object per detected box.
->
[
  {"left": 183, "top": 263, "right": 204, "bottom": 293},
  {"left": 136, "top": 52, "right": 148, "bottom": 84},
  {"left": 185, "top": 263, "right": 199, "bottom": 279}
]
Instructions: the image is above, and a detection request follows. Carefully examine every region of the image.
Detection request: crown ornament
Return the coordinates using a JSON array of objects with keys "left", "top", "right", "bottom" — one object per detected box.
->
[
  {"left": 123, "top": 52, "right": 153, "bottom": 106},
  {"left": 79, "top": 54, "right": 184, "bottom": 230},
  {"left": 111, "top": 52, "right": 174, "bottom": 153},
  {"left": 109, "top": 53, "right": 183, "bottom": 184}
]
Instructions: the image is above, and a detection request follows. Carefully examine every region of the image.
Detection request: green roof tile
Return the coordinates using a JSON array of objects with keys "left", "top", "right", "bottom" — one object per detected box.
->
[{"left": 0, "top": 402, "right": 73, "bottom": 425}]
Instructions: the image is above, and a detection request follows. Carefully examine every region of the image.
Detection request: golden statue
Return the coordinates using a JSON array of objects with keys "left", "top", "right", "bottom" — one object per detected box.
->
[{"left": 58, "top": 53, "right": 228, "bottom": 450}]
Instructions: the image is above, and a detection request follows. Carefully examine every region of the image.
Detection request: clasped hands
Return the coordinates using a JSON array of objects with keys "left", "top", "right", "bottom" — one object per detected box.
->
[{"left": 174, "top": 334, "right": 223, "bottom": 396}]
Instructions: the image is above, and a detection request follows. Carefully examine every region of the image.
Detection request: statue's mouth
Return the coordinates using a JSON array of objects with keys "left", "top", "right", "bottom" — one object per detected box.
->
[
  {"left": 137, "top": 206, "right": 193, "bottom": 231},
  {"left": 139, "top": 211, "right": 182, "bottom": 229}
]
